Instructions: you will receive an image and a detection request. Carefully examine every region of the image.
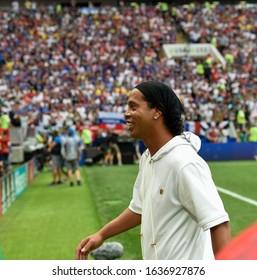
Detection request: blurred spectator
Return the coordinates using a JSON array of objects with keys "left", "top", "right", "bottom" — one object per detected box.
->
[
  {"left": 9, "top": 103, "right": 21, "bottom": 128},
  {"left": 236, "top": 106, "right": 247, "bottom": 131},
  {"left": 81, "top": 124, "right": 93, "bottom": 165},
  {"left": 0, "top": 128, "right": 11, "bottom": 174},
  {"left": 35, "top": 130, "right": 50, "bottom": 171},
  {"left": 93, "top": 129, "right": 109, "bottom": 164},
  {"left": 0, "top": 107, "right": 11, "bottom": 129},
  {"left": 62, "top": 128, "right": 82, "bottom": 187},
  {"left": 47, "top": 130, "right": 63, "bottom": 185},
  {"left": 239, "top": 128, "right": 248, "bottom": 143},
  {"left": 133, "top": 140, "right": 142, "bottom": 163},
  {"left": 249, "top": 123, "right": 257, "bottom": 142},
  {"left": 105, "top": 138, "right": 123, "bottom": 166}
]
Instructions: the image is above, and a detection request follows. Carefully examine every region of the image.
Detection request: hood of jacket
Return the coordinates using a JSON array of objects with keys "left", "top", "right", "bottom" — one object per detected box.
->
[{"left": 143, "top": 132, "right": 201, "bottom": 162}]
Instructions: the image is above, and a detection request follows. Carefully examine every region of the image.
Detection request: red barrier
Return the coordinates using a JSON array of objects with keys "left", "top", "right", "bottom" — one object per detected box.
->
[{"left": 216, "top": 222, "right": 257, "bottom": 260}]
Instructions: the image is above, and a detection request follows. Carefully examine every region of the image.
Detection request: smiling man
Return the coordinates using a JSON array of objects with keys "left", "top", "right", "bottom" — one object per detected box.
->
[{"left": 76, "top": 81, "right": 231, "bottom": 260}]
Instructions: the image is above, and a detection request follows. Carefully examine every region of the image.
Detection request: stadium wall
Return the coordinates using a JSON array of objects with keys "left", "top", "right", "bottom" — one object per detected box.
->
[
  {"left": 199, "top": 142, "right": 257, "bottom": 161},
  {"left": 0, "top": 159, "right": 37, "bottom": 218},
  {"left": 115, "top": 140, "right": 257, "bottom": 163}
]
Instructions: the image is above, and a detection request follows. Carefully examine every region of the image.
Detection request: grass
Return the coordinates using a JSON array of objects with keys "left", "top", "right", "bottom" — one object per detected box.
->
[
  {"left": 85, "top": 164, "right": 141, "bottom": 260},
  {"left": 209, "top": 161, "right": 257, "bottom": 236},
  {"left": 0, "top": 160, "right": 257, "bottom": 260},
  {"left": 0, "top": 168, "right": 101, "bottom": 260}
]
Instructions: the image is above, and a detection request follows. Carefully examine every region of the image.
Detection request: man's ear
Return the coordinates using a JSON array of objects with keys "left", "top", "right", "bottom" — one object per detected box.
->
[{"left": 153, "top": 108, "right": 162, "bottom": 118}]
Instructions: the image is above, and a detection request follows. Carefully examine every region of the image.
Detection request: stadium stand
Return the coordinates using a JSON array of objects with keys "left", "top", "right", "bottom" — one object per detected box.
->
[{"left": 0, "top": 1, "right": 256, "bottom": 164}]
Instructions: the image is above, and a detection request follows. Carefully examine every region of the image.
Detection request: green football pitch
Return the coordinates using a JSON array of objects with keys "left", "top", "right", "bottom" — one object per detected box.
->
[{"left": 0, "top": 160, "right": 256, "bottom": 260}]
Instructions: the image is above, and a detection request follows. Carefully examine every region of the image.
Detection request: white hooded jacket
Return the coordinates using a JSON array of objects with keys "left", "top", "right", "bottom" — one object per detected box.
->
[{"left": 129, "top": 132, "right": 229, "bottom": 260}]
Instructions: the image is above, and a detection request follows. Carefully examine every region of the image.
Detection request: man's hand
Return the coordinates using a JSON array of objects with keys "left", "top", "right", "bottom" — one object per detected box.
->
[
  {"left": 75, "top": 209, "right": 141, "bottom": 260},
  {"left": 75, "top": 233, "right": 104, "bottom": 260}
]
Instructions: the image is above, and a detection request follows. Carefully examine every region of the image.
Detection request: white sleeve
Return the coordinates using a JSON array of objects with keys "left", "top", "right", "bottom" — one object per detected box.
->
[
  {"left": 128, "top": 170, "right": 143, "bottom": 215},
  {"left": 177, "top": 161, "right": 229, "bottom": 231}
]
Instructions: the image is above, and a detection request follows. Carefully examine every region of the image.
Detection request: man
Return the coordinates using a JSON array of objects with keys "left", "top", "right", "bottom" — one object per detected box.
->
[
  {"left": 62, "top": 128, "right": 82, "bottom": 187},
  {"left": 103, "top": 131, "right": 123, "bottom": 166},
  {"left": 76, "top": 81, "right": 231, "bottom": 260},
  {"left": 0, "top": 112, "right": 10, "bottom": 130},
  {"left": 249, "top": 122, "right": 257, "bottom": 161},
  {"left": 47, "top": 130, "right": 63, "bottom": 185},
  {"left": 35, "top": 130, "right": 49, "bottom": 172},
  {"left": 81, "top": 124, "right": 92, "bottom": 165},
  {"left": 105, "top": 137, "right": 123, "bottom": 166}
]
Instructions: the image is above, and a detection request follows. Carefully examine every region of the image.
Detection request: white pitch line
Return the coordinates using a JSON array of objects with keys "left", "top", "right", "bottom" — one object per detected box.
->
[{"left": 217, "top": 186, "right": 257, "bottom": 207}]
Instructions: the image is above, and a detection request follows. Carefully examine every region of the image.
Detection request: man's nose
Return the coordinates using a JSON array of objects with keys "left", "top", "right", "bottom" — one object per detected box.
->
[{"left": 124, "top": 110, "right": 130, "bottom": 118}]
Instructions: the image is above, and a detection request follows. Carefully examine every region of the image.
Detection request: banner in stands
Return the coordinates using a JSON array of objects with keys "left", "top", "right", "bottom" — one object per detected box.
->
[
  {"left": 81, "top": 7, "right": 98, "bottom": 14},
  {"left": 89, "top": 123, "right": 127, "bottom": 141},
  {"left": 98, "top": 111, "right": 125, "bottom": 124},
  {"left": 184, "top": 121, "right": 237, "bottom": 140},
  {"left": 14, "top": 165, "right": 28, "bottom": 197},
  {"left": 87, "top": 120, "right": 236, "bottom": 144},
  {"left": 162, "top": 43, "right": 226, "bottom": 67},
  {"left": 184, "top": 121, "right": 201, "bottom": 135}
]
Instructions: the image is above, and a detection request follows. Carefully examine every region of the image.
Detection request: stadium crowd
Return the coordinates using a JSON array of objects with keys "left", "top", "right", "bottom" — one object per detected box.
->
[{"left": 0, "top": 1, "right": 257, "bottom": 147}]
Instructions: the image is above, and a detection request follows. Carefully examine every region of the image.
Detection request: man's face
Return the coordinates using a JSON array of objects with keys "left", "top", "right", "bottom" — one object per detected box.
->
[{"left": 124, "top": 89, "right": 155, "bottom": 140}]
